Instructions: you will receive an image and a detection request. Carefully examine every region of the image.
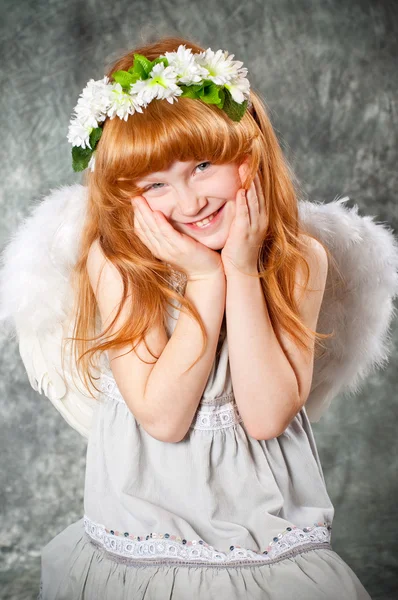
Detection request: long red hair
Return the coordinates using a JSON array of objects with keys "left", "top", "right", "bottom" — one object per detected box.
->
[{"left": 63, "top": 35, "right": 336, "bottom": 399}]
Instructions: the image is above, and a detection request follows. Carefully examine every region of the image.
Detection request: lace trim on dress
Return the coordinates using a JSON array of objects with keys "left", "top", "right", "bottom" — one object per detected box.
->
[
  {"left": 83, "top": 514, "right": 332, "bottom": 568},
  {"left": 189, "top": 399, "right": 242, "bottom": 430},
  {"left": 99, "top": 374, "right": 242, "bottom": 431}
]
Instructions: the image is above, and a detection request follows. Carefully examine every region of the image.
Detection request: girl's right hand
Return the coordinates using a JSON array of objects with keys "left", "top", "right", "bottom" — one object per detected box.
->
[{"left": 131, "top": 196, "right": 225, "bottom": 281}]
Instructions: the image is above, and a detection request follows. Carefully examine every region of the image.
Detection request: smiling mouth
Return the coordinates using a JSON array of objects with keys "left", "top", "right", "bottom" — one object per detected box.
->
[
  {"left": 184, "top": 203, "right": 226, "bottom": 230},
  {"left": 186, "top": 204, "right": 225, "bottom": 224},
  {"left": 191, "top": 209, "right": 219, "bottom": 225}
]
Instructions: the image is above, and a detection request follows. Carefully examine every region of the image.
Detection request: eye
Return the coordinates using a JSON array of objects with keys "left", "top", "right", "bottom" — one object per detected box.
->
[
  {"left": 144, "top": 162, "right": 211, "bottom": 191},
  {"left": 196, "top": 161, "right": 211, "bottom": 172},
  {"left": 147, "top": 182, "right": 165, "bottom": 190}
]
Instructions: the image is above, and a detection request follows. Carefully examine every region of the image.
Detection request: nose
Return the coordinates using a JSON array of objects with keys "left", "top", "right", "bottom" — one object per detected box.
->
[{"left": 174, "top": 183, "right": 208, "bottom": 219}]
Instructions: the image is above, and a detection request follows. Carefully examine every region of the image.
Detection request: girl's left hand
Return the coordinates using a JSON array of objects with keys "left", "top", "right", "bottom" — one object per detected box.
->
[{"left": 221, "top": 166, "right": 269, "bottom": 278}]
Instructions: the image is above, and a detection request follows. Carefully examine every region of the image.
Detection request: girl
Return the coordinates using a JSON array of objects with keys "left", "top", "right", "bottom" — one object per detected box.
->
[{"left": 2, "top": 35, "right": 388, "bottom": 599}]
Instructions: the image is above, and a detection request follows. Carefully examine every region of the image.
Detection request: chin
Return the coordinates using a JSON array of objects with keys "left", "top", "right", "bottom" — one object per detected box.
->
[{"left": 203, "top": 240, "right": 225, "bottom": 252}]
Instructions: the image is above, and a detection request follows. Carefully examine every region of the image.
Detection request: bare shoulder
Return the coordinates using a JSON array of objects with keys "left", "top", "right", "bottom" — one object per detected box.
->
[
  {"left": 86, "top": 238, "right": 122, "bottom": 296},
  {"left": 87, "top": 237, "right": 105, "bottom": 267},
  {"left": 295, "top": 234, "right": 328, "bottom": 297},
  {"left": 87, "top": 237, "right": 103, "bottom": 266},
  {"left": 296, "top": 234, "right": 328, "bottom": 301},
  {"left": 86, "top": 238, "right": 115, "bottom": 275},
  {"left": 281, "top": 234, "right": 329, "bottom": 339},
  {"left": 300, "top": 234, "right": 328, "bottom": 273}
]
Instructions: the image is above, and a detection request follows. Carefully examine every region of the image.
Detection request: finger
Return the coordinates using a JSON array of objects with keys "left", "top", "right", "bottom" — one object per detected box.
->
[
  {"left": 135, "top": 198, "right": 178, "bottom": 240},
  {"left": 238, "top": 163, "right": 248, "bottom": 187},
  {"left": 133, "top": 202, "right": 163, "bottom": 244},
  {"left": 235, "top": 188, "right": 250, "bottom": 227},
  {"left": 132, "top": 198, "right": 166, "bottom": 256},
  {"left": 253, "top": 174, "right": 265, "bottom": 212},
  {"left": 133, "top": 199, "right": 162, "bottom": 236},
  {"left": 142, "top": 206, "right": 183, "bottom": 254},
  {"left": 133, "top": 208, "right": 160, "bottom": 254},
  {"left": 245, "top": 181, "right": 260, "bottom": 227},
  {"left": 132, "top": 197, "right": 144, "bottom": 231},
  {"left": 134, "top": 200, "right": 184, "bottom": 259},
  {"left": 252, "top": 175, "right": 268, "bottom": 231},
  {"left": 137, "top": 209, "right": 172, "bottom": 258}
]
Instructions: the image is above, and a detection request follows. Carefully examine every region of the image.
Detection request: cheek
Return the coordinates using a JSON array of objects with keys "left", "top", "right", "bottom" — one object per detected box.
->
[
  {"left": 223, "top": 197, "right": 237, "bottom": 225},
  {"left": 143, "top": 198, "right": 171, "bottom": 219},
  {"left": 205, "top": 175, "right": 241, "bottom": 199},
  {"left": 219, "top": 165, "right": 243, "bottom": 197},
  {"left": 225, "top": 179, "right": 241, "bottom": 198}
]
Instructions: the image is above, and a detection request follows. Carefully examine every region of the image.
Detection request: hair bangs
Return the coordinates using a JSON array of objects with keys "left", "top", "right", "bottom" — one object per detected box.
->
[{"left": 93, "top": 94, "right": 257, "bottom": 196}]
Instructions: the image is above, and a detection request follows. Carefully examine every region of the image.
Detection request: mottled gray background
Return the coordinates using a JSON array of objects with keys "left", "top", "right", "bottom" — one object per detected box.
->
[{"left": 1, "top": 0, "right": 397, "bottom": 599}]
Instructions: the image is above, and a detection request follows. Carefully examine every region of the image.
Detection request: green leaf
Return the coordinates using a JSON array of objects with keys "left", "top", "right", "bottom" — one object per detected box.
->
[
  {"left": 152, "top": 57, "right": 169, "bottom": 69},
  {"left": 179, "top": 83, "right": 204, "bottom": 99},
  {"left": 127, "top": 61, "right": 147, "bottom": 80},
  {"left": 217, "top": 87, "right": 225, "bottom": 109},
  {"left": 198, "top": 82, "right": 223, "bottom": 106},
  {"left": 112, "top": 70, "right": 136, "bottom": 91},
  {"left": 89, "top": 127, "right": 102, "bottom": 150},
  {"left": 72, "top": 145, "right": 93, "bottom": 172},
  {"left": 71, "top": 127, "right": 103, "bottom": 172},
  {"left": 221, "top": 88, "right": 248, "bottom": 122},
  {"left": 132, "top": 54, "right": 154, "bottom": 79}
]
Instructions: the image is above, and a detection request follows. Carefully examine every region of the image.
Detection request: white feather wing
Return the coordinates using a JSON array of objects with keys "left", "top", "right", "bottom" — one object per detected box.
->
[
  {"left": 299, "top": 196, "right": 398, "bottom": 422},
  {"left": 0, "top": 184, "right": 100, "bottom": 439}
]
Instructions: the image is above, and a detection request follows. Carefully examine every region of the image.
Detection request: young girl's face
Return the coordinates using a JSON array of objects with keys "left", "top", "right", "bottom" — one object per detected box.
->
[{"left": 135, "top": 159, "right": 248, "bottom": 250}]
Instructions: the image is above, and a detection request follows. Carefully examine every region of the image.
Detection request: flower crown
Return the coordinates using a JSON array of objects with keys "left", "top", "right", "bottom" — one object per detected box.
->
[{"left": 67, "top": 44, "right": 251, "bottom": 172}]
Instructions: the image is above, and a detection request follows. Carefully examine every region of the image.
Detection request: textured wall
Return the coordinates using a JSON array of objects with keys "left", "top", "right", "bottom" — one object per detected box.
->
[{"left": 1, "top": 1, "right": 397, "bottom": 599}]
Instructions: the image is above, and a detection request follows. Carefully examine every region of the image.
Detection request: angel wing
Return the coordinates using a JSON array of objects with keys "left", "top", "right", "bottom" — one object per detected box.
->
[
  {"left": 298, "top": 196, "right": 398, "bottom": 422},
  {"left": 0, "top": 184, "right": 101, "bottom": 439},
  {"left": 1, "top": 185, "right": 397, "bottom": 439}
]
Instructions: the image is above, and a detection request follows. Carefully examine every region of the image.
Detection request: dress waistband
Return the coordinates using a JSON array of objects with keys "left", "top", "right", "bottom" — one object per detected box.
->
[{"left": 98, "top": 372, "right": 242, "bottom": 431}]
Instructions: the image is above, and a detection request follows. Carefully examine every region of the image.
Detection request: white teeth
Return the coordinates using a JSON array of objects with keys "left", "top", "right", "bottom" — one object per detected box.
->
[{"left": 194, "top": 209, "right": 219, "bottom": 227}]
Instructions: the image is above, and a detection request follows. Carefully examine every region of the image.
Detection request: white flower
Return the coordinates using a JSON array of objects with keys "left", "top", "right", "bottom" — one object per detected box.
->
[
  {"left": 162, "top": 45, "right": 208, "bottom": 85},
  {"left": 196, "top": 48, "right": 244, "bottom": 86},
  {"left": 225, "top": 74, "right": 251, "bottom": 104},
  {"left": 73, "top": 107, "right": 100, "bottom": 130},
  {"left": 131, "top": 63, "right": 183, "bottom": 105},
  {"left": 67, "top": 119, "right": 92, "bottom": 149},
  {"left": 106, "top": 82, "right": 144, "bottom": 121},
  {"left": 72, "top": 77, "right": 113, "bottom": 128}
]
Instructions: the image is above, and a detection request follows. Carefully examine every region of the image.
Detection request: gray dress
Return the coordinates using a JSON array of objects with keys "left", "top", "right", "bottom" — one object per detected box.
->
[{"left": 39, "top": 289, "right": 372, "bottom": 599}]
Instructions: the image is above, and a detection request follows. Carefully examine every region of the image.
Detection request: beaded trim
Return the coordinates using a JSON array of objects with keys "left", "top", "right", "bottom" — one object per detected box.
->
[
  {"left": 83, "top": 514, "right": 332, "bottom": 567},
  {"left": 98, "top": 374, "right": 242, "bottom": 431}
]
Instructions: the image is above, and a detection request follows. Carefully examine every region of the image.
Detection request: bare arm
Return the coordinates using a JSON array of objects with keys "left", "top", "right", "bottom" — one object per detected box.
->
[
  {"left": 144, "top": 273, "right": 226, "bottom": 443},
  {"left": 226, "top": 272, "right": 300, "bottom": 440},
  {"left": 87, "top": 239, "right": 226, "bottom": 444},
  {"left": 225, "top": 236, "right": 328, "bottom": 440}
]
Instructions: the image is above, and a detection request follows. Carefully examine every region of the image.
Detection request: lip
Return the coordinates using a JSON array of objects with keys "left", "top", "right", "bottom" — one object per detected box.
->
[{"left": 185, "top": 204, "right": 226, "bottom": 232}]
